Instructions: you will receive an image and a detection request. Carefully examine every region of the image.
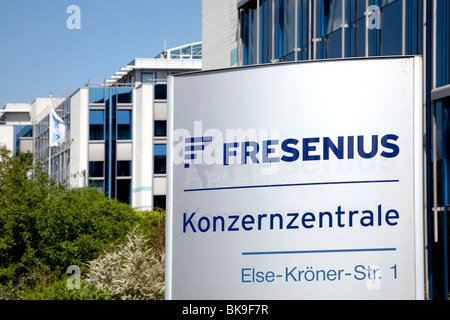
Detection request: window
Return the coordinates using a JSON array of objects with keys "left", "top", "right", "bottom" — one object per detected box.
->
[
  {"left": 154, "top": 121, "right": 167, "bottom": 137},
  {"left": 89, "top": 110, "right": 104, "bottom": 140},
  {"left": 380, "top": 0, "right": 402, "bottom": 56},
  {"left": 89, "top": 88, "right": 105, "bottom": 104},
  {"left": 242, "top": 1, "right": 258, "bottom": 65},
  {"left": 89, "top": 179, "right": 104, "bottom": 194},
  {"left": 117, "top": 160, "right": 132, "bottom": 177},
  {"left": 142, "top": 72, "right": 154, "bottom": 83},
  {"left": 116, "top": 179, "right": 131, "bottom": 205},
  {"left": 436, "top": 0, "right": 450, "bottom": 86},
  {"left": 278, "top": 0, "right": 296, "bottom": 60},
  {"left": 89, "top": 161, "right": 104, "bottom": 177},
  {"left": 154, "top": 144, "right": 166, "bottom": 174},
  {"left": 117, "top": 87, "right": 132, "bottom": 104},
  {"left": 153, "top": 195, "right": 166, "bottom": 210},
  {"left": 170, "top": 49, "right": 181, "bottom": 59},
  {"left": 192, "top": 43, "right": 202, "bottom": 59},
  {"left": 154, "top": 84, "right": 167, "bottom": 100},
  {"left": 117, "top": 110, "right": 132, "bottom": 140}
]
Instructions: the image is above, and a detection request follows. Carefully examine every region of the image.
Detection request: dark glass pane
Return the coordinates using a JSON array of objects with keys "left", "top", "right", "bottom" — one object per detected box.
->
[
  {"left": 89, "top": 88, "right": 105, "bottom": 104},
  {"left": 89, "top": 161, "right": 104, "bottom": 178},
  {"left": 278, "top": 0, "right": 296, "bottom": 59},
  {"left": 142, "top": 72, "right": 154, "bottom": 83},
  {"left": 89, "top": 179, "right": 104, "bottom": 194},
  {"left": 117, "top": 87, "right": 132, "bottom": 104},
  {"left": 153, "top": 195, "right": 166, "bottom": 210},
  {"left": 260, "top": 0, "right": 271, "bottom": 63},
  {"left": 154, "top": 120, "right": 167, "bottom": 137},
  {"left": 242, "top": 1, "right": 258, "bottom": 65},
  {"left": 117, "top": 161, "right": 131, "bottom": 177},
  {"left": 380, "top": 0, "right": 402, "bottom": 56},
  {"left": 297, "top": 0, "right": 309, "bottom": 61},
  {"left": 325, "top": 28, "right": 342, "bottom": 58},
  {"left": 89, "top": 125, "right": 104, "bottom": 140},
  {"left": 116, "top": 179, "right": 131, "bottom": 205},
  {"left": 154, "top": 84, "right": 167, "bottom": 100},
  {"left": 154, "top": 144, "right": 166, "bottom": 174},
  {"left": 436, "top": 0, "right": 450, "bottom": 86},
  {"left": 117, "top": 110, "right": 132, "bottom": 140},
  {"left": 89, "top": 110, "right": 104, "bottom": 140}
]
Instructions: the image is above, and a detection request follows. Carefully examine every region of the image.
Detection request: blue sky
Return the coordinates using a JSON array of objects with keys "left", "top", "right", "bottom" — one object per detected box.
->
[{"left": 0, "top": 0, "right": 202, "bottom": 108}]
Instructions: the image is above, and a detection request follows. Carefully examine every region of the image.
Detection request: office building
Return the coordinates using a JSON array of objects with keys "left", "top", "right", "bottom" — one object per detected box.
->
[
  {"left": 19, "top": 42, "right": 202, "bottom": 210},
  {"left": 201, "top": 0, "right": 449, "bottom": 299}
]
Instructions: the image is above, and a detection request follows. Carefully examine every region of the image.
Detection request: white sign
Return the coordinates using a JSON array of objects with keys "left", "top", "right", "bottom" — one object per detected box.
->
[{"left": 166, "top": 57, "right": 424, "bottom": 300}]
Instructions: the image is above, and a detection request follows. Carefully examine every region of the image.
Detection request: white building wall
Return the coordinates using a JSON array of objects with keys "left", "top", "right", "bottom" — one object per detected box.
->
[
  {"left": 202, "top": 0, "right": 239, "bottom": 70},
  {"left": 132, "top": 84, "right": 154, "bottom": 209},
  {"left": 0, "top": 125, "right": 15, "bottom": 152},
  {"left": 69, "top": 88, "right": 89, "bottom": 187}
]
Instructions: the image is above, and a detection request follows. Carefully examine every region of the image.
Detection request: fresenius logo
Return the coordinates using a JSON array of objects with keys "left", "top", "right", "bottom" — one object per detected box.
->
[
  {"left": 184, "top": 136, "right": 214, "bottom": 168},
  {"left": 182, "top": 133, "right": 400, "bottom": 168}
]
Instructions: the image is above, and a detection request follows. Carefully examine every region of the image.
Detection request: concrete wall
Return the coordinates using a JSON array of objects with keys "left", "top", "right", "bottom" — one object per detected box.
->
[
  {"left": 0, "top": 125, "right": 14, "bottom": 152},
  {"left": 132, "top": 84, "right": 155, "bottom": 209},
  {"left": 202, "top": 0, "right": 239, "bottom": 70},
  {"left": 69, "top": 88, "right": 89, "bottom": 187}
]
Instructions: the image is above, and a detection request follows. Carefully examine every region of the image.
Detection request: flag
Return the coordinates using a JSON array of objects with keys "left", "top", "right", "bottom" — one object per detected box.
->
[{"left": 49, "top": 106, "right": 66, "bottom": 147}]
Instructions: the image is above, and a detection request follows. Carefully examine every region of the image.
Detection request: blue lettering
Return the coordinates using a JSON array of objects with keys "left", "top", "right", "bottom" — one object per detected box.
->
[
  {"left": 198, "top": 216, "right": 210, "bottom": 232},
  {"left": 280, "top": 139, "right": 300, "bottom": 162},
  {"left": 286, "top": 213, "right": 299, "bottom": 229},
  {"left": 242, "top": 141, "right": 259, "bottom": 164},
  {"left": 228, "top": 215, "right": 240, "bottom": 231},
  {"left": 380, "top": 134, "right": 400, "bottom": 158},
  {"left": 323, "top": 136, "right": 344, "bottom": 160},
  {"left": 357, "top": 135, "right": 378, "bottom": 159},
  {"left": 302, "top": 137, "right": 320, "bottom": 161},
  {"left": 242, "top": 214, "right": 255, "bottom": 231},
  {"left": 348, "top": 136, "right": 354, "bottom": 159},
  {"left": 385, "top": 209, "right": 399, "bottom": 226},
  {"left": 224, "top": 142, "right": 238, "bottom": 166},
  {"left": 301, "top": 212, "right": 315, "bottom": 229},
  {"left": 262, "top": 140, "right": 280, "bottom": 163},
  {"left": 183, "top": 212, "right": 196, "bottom": 233}
]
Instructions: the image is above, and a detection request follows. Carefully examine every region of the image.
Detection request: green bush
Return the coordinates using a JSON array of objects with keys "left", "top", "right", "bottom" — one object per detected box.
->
[{"left": 0, "top": 145, "right": 165, "bottom": 299}]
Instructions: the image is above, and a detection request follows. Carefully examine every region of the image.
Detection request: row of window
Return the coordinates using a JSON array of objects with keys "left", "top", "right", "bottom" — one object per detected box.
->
[
  {"left": 89, "top": 110, "right": 166, "bottom": 141},
  {"left": 88, "top": 144, "right": 166, "bottom": 178},
  {"left": 89, "top": 109, "right": 133, "bottom": 141},
  {"left": 241, "top": 0, "right": 423, "bottom": 65},
  {"left": 89, "top": 87, "right": 133, "bottom": 104},
  {"left": 168, "top": 43, "right": 202, "bottom": 60},
  {"left": 88, "top": 143, "right": 166, "bottom": 205}
]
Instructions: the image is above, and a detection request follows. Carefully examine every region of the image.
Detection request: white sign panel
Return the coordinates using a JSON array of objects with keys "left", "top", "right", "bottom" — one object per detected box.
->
[{"left": 166, "top": 57, "right": 424, "bottom": 300}]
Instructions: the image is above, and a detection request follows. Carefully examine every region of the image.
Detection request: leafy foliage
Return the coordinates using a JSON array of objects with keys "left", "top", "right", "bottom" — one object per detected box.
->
[
  {"left": 85, "top": 227, "right": 165, "bottom": 300},
  {"left": 0, "top": 146, "right": 165, "bottom": 299}
]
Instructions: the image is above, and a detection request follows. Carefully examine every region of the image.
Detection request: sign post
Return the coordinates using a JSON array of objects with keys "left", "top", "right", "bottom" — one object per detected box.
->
[{"left": 167, "top": 57, "right": 424, "bottom": 299}]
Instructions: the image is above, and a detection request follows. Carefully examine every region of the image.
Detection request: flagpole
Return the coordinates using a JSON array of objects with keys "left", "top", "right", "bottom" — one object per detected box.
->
[{"left": 48, "top": 92, "right": 53, "bottom": 178}]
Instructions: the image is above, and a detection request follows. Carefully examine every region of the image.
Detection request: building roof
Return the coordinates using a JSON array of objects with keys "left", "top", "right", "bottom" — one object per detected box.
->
[{"left": 104, "top": 42, "right": 202, "bottom": 86}]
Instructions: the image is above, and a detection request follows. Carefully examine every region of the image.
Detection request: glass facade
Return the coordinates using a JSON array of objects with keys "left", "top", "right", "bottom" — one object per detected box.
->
[
  {"left": 88, "top": 87, "right": 133, "bottom": 205},
  {"left": 168, "top": 43, "right": 202, "bottom": 60},
  {"left": 240, "top": 0, "right": 423, "bottom": 64}
]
